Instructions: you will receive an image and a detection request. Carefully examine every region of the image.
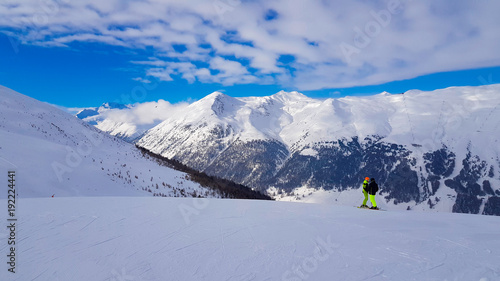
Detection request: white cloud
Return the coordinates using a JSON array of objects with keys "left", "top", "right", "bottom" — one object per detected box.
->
[
  {"left": 1, "top": 0, "right": 500, "bottom": 90},
  {"left": 52, "top": 105, "right": 86, "bottom": 115},
  {"left": 210, "top": 56, "right": 248, "bottom": 77},
  {"left": 132, "top": 77, "right": 152, "bottom": 84},
  {"left": 137, "top": 56, "right": 259, "bottom": 85},
  {"left": 102, "top": 99, "right": 189, "bottom": 126},
  {"left": 54, "top": 33, "right": 128, "bottom": 47},
  {"left": 146, "top": 68, "right": 173, "bottom": 82},
  {"left": 131, "top": 59, "right": 168, "bottom": 67}
]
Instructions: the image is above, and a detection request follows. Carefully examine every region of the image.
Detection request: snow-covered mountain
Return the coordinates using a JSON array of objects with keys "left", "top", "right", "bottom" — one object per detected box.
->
[
  {"left": 75, "top": 100, "right": 183, "bottom": 143},
  {"left": 76, "top": 102, "right": 130, "bottom": 120},
  {"left": 137, "top": 85, "right": 500, "bottom": 215},
  {"left": 75, "top": 102, "right": 147, "bottom": 142},
  {"left": 0, "top": 85, "right": 261, "bottom": 199}
]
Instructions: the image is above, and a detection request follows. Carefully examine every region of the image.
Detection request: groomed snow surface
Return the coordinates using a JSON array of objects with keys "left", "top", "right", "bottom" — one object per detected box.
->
[{"left": 1, "top": 197, "right": 499, "bottom": 281}]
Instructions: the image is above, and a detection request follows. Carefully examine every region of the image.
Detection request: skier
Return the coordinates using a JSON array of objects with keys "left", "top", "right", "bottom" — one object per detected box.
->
[
  {"left": 360, "top": 177, "right": 370, "bottom": 208},
  {"left": 368, "top": 178, "right": 379, "bottom": 210}
]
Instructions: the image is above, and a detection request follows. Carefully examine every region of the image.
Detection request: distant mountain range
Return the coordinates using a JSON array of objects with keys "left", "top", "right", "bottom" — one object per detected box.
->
[
  {"left": 76, "top": 102, "right": 130, "bottom": 120},
  {"left": 0, "top": 85, "right": 269, "bottom": 200},
  {"left": 75, "top": 102, "right": 144, "bottom": 142},
  {"left": 77, "top": 85, "right": 500, "bottom": 215}
]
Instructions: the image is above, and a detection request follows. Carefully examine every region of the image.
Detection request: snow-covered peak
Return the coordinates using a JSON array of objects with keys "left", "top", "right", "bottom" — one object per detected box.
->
[
  {"left": 270, "top": 90, "right": 312, "bottom": 103},
  {"left": 187, "top": 91, "right": 243, "bottom": 118},
  {"left": 102, "top": 102, "right": 128, "bottom": 109},
  {"left": 99, "top": 102, "right": 128, "bottom": 111},
  {"left": 196, "top": 91, "right": 226, "bottom": 104},
  {"left": 204, "top": 91, "right": 226, "bottom": 98},
  {"left": 75, "top": 102, "right": 148, "bottom": 141},
  {"left": 377, "top": 91, "right": 392, "bottom": 97},
  {"left": 196, "top": 91, "right": 239, "bottom": 106},
  {"left": 76, "top": 108, "right": 99, "bottom": 119},
  {"left": 0, "top": 85, "right": 225, "bottom": 199},
  {"left": 139, "top": 84, "right": 500, "bottom": 161},
  {"left": 75, "top": 102, "right": 129, "bottom": 120}
]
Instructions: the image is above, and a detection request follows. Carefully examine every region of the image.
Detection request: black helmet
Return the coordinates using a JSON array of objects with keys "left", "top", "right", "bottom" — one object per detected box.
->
[{"left": 370, "top": 178, "right": 375, "bottom": 182}]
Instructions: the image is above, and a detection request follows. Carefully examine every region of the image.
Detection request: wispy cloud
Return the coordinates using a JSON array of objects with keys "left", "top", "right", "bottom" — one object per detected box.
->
[
  {"left": 132, "top": 77, "right": 152, "bottom": 84},
  {"left": 1, "top": 0, "right": 499, "bottom": 90},
  {"left": 102, "top": 99, "right": 189, "bottom": 125}
]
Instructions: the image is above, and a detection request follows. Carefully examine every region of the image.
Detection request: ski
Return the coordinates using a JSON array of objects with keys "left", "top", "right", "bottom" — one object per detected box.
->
[{"left": 356, "top": 206, "right": 385, "bottom": 211}]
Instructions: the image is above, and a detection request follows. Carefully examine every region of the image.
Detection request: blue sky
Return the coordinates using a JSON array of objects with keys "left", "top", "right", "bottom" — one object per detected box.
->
[{"left": 1, "top": 0, "right": 500, "bottom": 107}]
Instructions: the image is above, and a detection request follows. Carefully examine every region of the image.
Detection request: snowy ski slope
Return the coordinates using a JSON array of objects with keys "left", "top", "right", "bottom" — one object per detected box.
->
[
  {"left": 0, "top": 85, "right": 225, "bottom": 199},
  {"left": 0, "top": 197, "right": 498, "bottom": 281}
]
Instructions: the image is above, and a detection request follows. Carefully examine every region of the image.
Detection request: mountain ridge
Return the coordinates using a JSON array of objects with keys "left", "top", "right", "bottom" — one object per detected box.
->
[
  {"left": 136, "top": 84, "right": 500, "bottom": 215},
  {"left": 0, "top": 85, "right": 269, "bottom": 200}
]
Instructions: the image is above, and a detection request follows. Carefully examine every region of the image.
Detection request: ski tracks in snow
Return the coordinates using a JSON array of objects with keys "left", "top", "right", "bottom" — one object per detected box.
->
[{"left": 3, "top": 197, "right": 500, "bottom": 281}]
